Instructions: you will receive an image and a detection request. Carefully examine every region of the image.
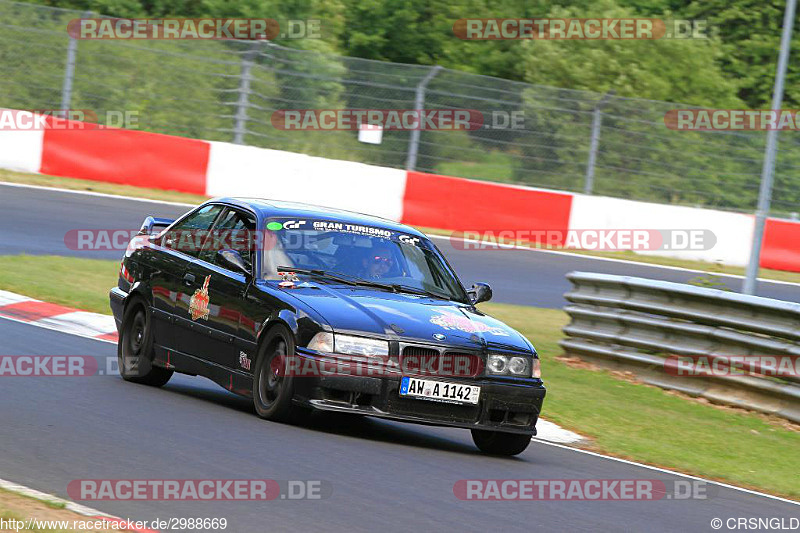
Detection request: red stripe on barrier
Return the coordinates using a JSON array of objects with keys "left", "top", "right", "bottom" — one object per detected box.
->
[
  {"left": 760, "top": 218, "right": 800, "bottom": 272},
  {"left": 0, "top": 301, "right": 75, "bottom": 322},
  {"left": 401, "top": 171, "right": 573, "bottom": 245},
  {"left": 40, "top": 127, "right": 210, "bottom": 194}
]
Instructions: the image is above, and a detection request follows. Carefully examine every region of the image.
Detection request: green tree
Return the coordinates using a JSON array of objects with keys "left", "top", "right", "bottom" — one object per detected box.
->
[
  {"left": 684, "top": 0, "right": 800, "bottom": 108},
  {"left": 519, "top": 0, "right": 741, "bottom": 105}
]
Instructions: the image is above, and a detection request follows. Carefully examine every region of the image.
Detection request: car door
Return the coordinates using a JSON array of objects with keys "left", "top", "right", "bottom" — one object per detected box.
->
[
  {"left": 149, "top": 203, "right": 224, "bottom": 351},
  {"left": 178, "top": 207, "right": 258, "bottom": 371}
]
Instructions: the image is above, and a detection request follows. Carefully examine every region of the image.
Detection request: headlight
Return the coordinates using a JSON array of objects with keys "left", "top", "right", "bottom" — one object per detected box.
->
[
  {"left": 487, "top": 355, "right": 508, "bottom": 374},
  {"left": 334, "top": 334, "right": 389, "bottom": 357},
  {"left": 508, "top": 357, "right": 528, "bottom": 375},
  {"left": 486, "top": 354, "right": 533, "bottom": 376},
  {"left": 307, "top": 332, "right": 334, "bottom": 353},
  {"left": 306, "top": 332, "right": 389, "bottom": 357}
]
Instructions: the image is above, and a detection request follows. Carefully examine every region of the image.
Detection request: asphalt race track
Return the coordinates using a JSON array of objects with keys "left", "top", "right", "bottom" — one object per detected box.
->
[
  {"left": 1, "top": 318, "right": 797, "bottom": 532},
  {"left": 1, "top": 183, "right": 799, "bottom": 530},
  {"left": 2, "top": 183, "right": 800, "bottom": 309}
]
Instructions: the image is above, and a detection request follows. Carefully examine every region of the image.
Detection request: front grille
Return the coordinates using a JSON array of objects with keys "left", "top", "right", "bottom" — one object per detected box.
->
[
  {"left": 443, "top": 350, "right": 476, "bottom": 358},
  {"left": 399, "top": 345, "right": 484, "bottom": 378},
  {"left": 402, "top": 346, "right": 439, "bottom": 357},
  {"left": 400, "top": 344, "right": 483, "bottom": 358}
]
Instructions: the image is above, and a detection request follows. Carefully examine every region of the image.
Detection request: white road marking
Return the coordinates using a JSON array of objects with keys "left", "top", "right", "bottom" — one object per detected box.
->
[
  {"left": 0, "top": 180, "right": 195, "bottom": 207},
  {"left": 0, "top": 289, "right": 34, "bottom": 306},
  {"left": 35, "top": 311, "right": 117, "bottom": 337},
  {"left": 534, "top": 419, "right": 583, "bottom": 444},
  {"left": 0, "top": 477, "right": 113, "bottom": 518},
  {"left": 0, "top": 313, "right": 117, "bottom": 344},
  {"left": 534, "top": 440, "right": 800, "bottom": 506}
]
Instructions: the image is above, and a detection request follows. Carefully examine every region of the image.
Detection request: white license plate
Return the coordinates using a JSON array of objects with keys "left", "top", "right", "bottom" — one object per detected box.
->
[{"left": 399, "top": 376, "right": 480, "bottom": 405}]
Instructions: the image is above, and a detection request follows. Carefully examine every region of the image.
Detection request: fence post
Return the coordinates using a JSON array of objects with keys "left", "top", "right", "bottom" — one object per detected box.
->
[
  {"left": 233, "top": 43, "right": 260, "bottom": 145},
  {"left": 583, "top": 90, "right": 615, "bottom": 195},
  {"left": 406, "top": 66, "right": 443, "bottom": 171},
  {"left": 743, "top": 0, "right": 796, "bottom": 295},
  {"left": 60, "top": 12, "right": 90, "bottom": 116}
]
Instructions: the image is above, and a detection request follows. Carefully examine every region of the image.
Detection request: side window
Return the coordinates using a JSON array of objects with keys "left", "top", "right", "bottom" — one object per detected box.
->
[
  {"left": 199, "top": 208, "right": 256, "bottom": 274},
  {"left": 163, "top": 204, "right": 223, "bottom": 257}
]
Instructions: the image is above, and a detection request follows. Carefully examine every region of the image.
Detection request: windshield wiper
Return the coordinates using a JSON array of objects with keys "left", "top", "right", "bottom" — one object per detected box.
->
[
  {"left": 276, "top": 267, "right": 400, "bottom": 291},
  {"left": 390, "top": 284, "right": 453, "bottom": 300},
  {"left": 276, "top": 266, "right": 359, "bottom": 286},
  {"left": 276, "top": 267, "right": 454, "bottom": 299}
]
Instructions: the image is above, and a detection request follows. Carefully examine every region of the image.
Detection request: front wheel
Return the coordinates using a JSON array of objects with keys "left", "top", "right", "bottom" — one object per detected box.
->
[
  {"left": 118, "top": 298, "right": 173, "bottom": 387},
  {"left": 471, "top": 429, "right": 532, "bottom": 456},
  {"left": 253, "top": 325, "right": 301, "bottom": 422}
]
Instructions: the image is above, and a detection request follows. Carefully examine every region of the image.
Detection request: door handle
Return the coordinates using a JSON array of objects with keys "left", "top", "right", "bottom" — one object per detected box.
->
[{"left": 183, "top": 273, "right": 196, "bottom": 284}]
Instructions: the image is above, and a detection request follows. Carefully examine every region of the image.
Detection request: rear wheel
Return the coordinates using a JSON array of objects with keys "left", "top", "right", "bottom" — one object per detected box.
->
[
  {"left": 471, "top": 429, "right": 532, "bottom": 456},
  {"left": 253, "top": 325, "right": 300, "bottom": 422},
  {"left": 118, "top": 298, "right": 173, "bottom": 387}
]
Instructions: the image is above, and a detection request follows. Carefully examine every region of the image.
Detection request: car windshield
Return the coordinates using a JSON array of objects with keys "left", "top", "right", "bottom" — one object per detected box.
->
[{"left": 262, "top": 218, "right": 468, "bottom": 302}]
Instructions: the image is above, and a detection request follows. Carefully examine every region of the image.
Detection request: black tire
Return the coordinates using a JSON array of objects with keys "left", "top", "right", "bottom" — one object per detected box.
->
[
  {"left": 253, "top": 324, "right": 300, "bottom": 422},
  {"left": 118, "top": 297, "right": 173, "bottom": 387},
  {"left": 471, "top": 429, "right": 532, "bottom": 456}
]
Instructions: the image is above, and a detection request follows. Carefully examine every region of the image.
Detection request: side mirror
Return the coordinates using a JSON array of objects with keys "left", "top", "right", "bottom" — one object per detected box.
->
[
  {"left": 468, "top": 282, "right": 492, "bottom": 305},
  {"left": 217, "top": 249, "right": 250, "bottom": 277}
]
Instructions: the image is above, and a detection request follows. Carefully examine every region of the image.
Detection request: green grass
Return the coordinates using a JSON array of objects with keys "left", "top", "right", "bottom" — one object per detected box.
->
[
  {"left": 1, "top": 507, "right": 73, "bottom": 533},
  {"left": 0, "top": 487, "right": 65, "bottom": 511},
  {"left": 0, "top": 254, "right": 797, "bottom": 498},
  {"left": 480, "top": 302, "right": 800, "bottom": 499},
  {"left": 0, "top": 255, "right": 118, "bottom": 314}
]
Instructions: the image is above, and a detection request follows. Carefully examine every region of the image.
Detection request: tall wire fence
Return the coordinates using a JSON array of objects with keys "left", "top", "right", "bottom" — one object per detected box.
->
[{"left": 1, "top": 0, "right": 798, "bottom": 218}]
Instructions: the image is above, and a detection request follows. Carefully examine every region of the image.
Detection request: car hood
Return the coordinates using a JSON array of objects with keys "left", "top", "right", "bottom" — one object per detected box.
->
[{"left": 270, "top": 281, "right": 532, "bottom": 352}]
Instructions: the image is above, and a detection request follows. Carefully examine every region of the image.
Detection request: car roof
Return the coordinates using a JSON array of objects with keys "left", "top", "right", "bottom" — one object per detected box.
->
[{"left": 210, "top": 197, "right": 428, "bottom": 238}]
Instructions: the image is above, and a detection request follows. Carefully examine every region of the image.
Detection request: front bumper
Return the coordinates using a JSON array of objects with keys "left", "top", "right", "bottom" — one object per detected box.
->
[
  {"left": 292, "top": 351, "right": 546, "bottom": 435},
  {"left": 109, "top": 287, "right": 127, "bottom": 332}
]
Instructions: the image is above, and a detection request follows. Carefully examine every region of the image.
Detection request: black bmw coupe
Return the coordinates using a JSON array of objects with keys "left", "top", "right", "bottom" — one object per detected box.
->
[{"left": 110, "top": 198, "right": 545, "bottom": 455}]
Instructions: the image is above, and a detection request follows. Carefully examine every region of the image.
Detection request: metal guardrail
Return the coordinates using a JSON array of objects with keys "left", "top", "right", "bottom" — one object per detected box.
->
[{"left": 561, "top": 272, "right": 800, "bottom": 423}]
